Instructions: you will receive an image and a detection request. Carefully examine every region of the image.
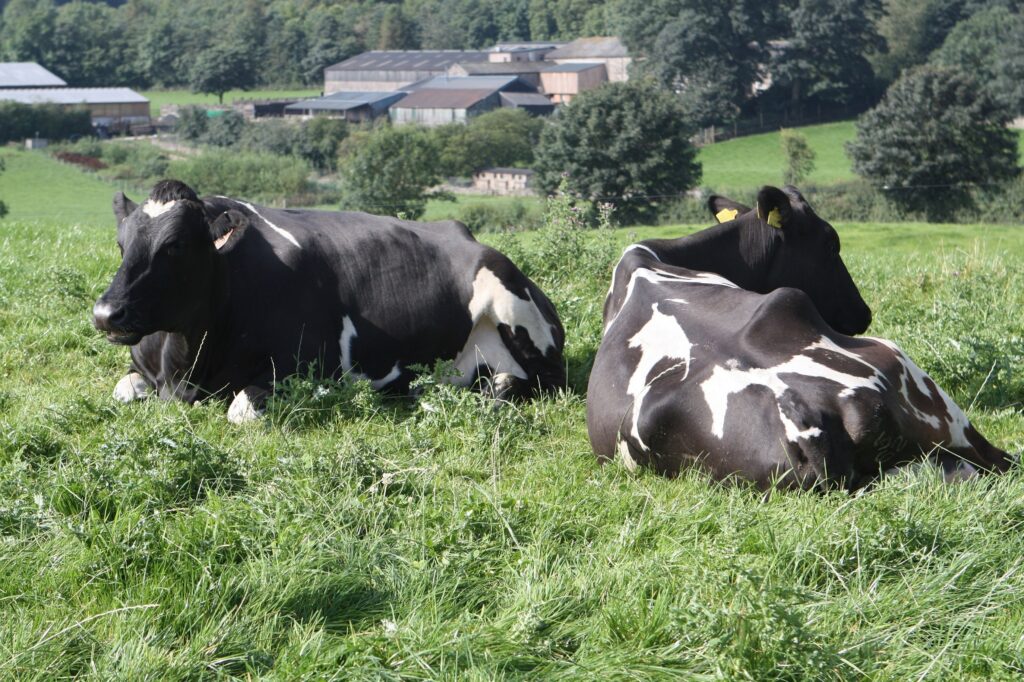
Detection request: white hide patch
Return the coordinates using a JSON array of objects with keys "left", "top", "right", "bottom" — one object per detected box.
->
[
  {"left": 468, "top": 267, "right": 556, "bottom": 354},
  {"left": 113, "top": 372, "right": 151, "bottom": 402},
  {"left": 625, "top": 301, "right": 692, "bottom": 452},
  {"left": 872, "top": 338, "right": 972, "bottom": 447},
  {"left": 142, "top": 200, "right": 177, "bottom": 218},
  {"left": 227, "top": 388, "right": 263, "bottom": 424},
  {"left": 617, "top": 438, "right": 639, "bottom": 472},
  {"left": 233, "top": 199, "right": 301, "bottom": 249},
  {"left": 338, "top": 316, "right": 404, "bottom": 389},
  {"left": 700, "top": 336, "right": 890, "bottom": 443},
  {"left": 453, "top": 317, "right": 526, "bottom": 386},
  {"left": 604, "top": 263, "right": 739, "bottom": 332}
]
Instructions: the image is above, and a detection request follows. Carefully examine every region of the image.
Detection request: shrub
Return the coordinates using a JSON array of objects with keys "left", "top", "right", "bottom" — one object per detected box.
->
[
  {"left": 781, "top": 129, "right": 816, "bottom": 186},
  {"left": 338, "top": 125, "right": 439, "bottom": 219},
  {"left": 175, "top": 106, "right": 208, "bottom": 142},
  {"left": 202, "top": 110, "right": 247, "bottom": 147},
  {"left": 0, "top": 102, "right": 93, "bottom": 144},
  {"left": 455, "top": 200, "right": 542, "bottom": 233},
  {"left": 168, "top": 151, "right": 311, "bottom": 203}
]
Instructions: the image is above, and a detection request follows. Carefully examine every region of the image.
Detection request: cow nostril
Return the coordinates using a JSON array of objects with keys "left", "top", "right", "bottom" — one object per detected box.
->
[{"left": 93, "top": 301, "right": 126, "bottom": 330}]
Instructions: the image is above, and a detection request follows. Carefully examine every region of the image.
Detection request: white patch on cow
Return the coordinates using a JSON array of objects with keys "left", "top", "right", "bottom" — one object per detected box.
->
[
  {"left": 617, "top": 437, "right": 639, "bottom": 472},
  {"left": 232, "top": 199, "right": 301, "bottom": 249},
  {"left": 604, "top": 264, "right": 740, "bottom": 332},
  {"left": 873, "top": 338, "right": 972, "bottom": 447},
  {"left": 625, "top": 301, "right": 692, "bottom": 452},
  {"left": 700, "top": 336, "right": 889, "bottom": 442},
  {"left": 467, "top": 266, "right": 556, "bottom": 354},
  {"left": 93, "top": 301, "right": 114, "bottom": 322},
  {"left": 452, "top": 317, "right": 527, "bottom": 387},
  {"left": 142, "top": 200, "right": 177, "bottom": 218},
  {"left": 227, "top": 388, "right": 263, "bottom": 424},
  {"left": 214, "top": 228, "right": 235, "bottom": 250},
  {"left": 112, "top": 372, "right": 151, "bottom": 402},
  {"left": 338, "top": 316, "right": 405, "bottom": 389}
]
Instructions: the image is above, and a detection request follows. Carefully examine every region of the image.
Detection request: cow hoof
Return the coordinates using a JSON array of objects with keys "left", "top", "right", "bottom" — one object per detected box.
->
[
  {"left": 112, "top": 372, "right": 151, "bottom": 403},
  {"left": 227, "top": 388, "right": 265, "bottom": 424}
]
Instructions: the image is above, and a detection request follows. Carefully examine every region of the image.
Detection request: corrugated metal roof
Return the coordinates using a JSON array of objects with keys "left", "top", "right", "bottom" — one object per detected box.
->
[
  {"left": 490, "top": 41, "right": 563, "bottom": 51},
  {"left": 546, "top": 37, "right": 629, "bottom": 59},
  {"left": 285, "top": 91, "right": 405, "bottom": 112},
  {"left": 411, "top": 75, "right": 521, "bottom": 91},
  {"left": 454, "top": 62, "right": 552, "bottom": 75},
  {"left": 326, "top": 50, "right": 488, "bottom": 73},
  {"left": 0, "top": 62, "right": 66, "bottom": 88},
  {"left": 499, "top": 92, "right": 553, "bottom": 107},
  {"left": 394, "top": 88, "right": 496, "bottom": 109},
  {"left": 544, "top": 62, "right": 605, "bottom": 73},
  {"left": 476, "top": 167, "right": 535, "bottom": 175},
  {"left": 0, "top": 87, "right": 148, "bottom": 105}
]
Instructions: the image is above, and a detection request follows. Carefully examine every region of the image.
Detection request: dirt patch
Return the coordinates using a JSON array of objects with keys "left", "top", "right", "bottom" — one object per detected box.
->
[{"left": 54, "top": 152, "right": 107, "bottom": 171}]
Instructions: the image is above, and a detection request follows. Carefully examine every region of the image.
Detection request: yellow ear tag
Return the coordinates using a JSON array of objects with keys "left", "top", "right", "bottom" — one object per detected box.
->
[
  {"left": 766, "top": 207, "right": 783, "bottom": 229},
  {"left": 715, "top": 208, "right": 739, "bottom": 223}
]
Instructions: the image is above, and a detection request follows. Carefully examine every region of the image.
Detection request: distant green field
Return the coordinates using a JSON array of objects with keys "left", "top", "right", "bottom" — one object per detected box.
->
[{"left": 142, "top": 88, "right": 321, "bottom": 117}]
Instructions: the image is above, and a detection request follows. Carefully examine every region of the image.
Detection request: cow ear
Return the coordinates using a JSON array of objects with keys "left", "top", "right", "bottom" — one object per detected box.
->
[
  {"left": 755, "top": 186, "right": 793, "bottom": 230},
  {"left": 708, "top": 194, "right": 751, "bottom": 224},
  {"left": 209, "top": 209, "right": 250, "bottom": 250},
  {"left": 113, "top": 192, "right": 137, "bottom": 224}
]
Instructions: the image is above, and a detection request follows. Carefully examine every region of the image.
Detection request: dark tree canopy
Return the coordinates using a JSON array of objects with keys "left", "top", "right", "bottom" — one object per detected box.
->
[
  {"left": 534, "top": 80, "right": 701, "bottom": 225},
  {"left": 847, "top": 64, "right": 1019, "bottom": 219}
]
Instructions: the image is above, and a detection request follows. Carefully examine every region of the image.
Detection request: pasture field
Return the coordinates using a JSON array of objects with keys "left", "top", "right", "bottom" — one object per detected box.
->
[
  {"left": 142, "top": 89, "right": 321, "bottom": 118},
  {"left": 2, "top": 173, "right": 1024, "bottom": 679}
]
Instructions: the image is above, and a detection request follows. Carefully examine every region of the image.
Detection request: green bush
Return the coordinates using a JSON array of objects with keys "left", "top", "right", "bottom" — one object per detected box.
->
[
  {"left": 175, "top": 106, "right": 208, "bottom": 142},
  {"left": 203, "top": 110, "right": 247, "bottom": 147},
  {"left": 0, "top": 102, "right": 93, "bottom": 144},
  {"left": 168, "top": 151, "right": 311, "bottom": 203},
  {"left": 455, "top": 200, "right": 542, "bottom": 233}
]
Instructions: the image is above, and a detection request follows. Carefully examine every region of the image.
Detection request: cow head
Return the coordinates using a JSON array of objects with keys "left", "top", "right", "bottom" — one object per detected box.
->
[
  {"left": 707, "top": 186, "right": 871, "bottom": 335},
  {"left": 92, "top": 180, "right": 244, "bottom": 345}
]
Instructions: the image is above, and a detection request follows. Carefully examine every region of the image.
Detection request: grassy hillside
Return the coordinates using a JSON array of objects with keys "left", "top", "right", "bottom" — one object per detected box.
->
[{"left": 2, "top": 171, "right": 1024, "bottom": 676}]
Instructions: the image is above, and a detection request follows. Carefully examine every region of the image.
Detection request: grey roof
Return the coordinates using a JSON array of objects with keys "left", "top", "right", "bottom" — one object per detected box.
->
[
  {"left": 411, "top": 75, "right": 522, "bottom": 91},
  {"left": 394, "top": 88, "right": 497, "bottom": 110},
  {"left": 476, "top": 167, "right": 535, "bottom": 175},
  {"left": 326, "top": 50, "right": 488, "bottom": 73},
  {"left": 544, "top": 62, "right": 606, "bottom": 73},
  {"left": 499, "top": 92, "right": 554, "bottom": 107},
  {"left": 546, "top": 37, "right": 629, "bottom": 59},
  {"left": 0, "top": 87, "right": 148, "bottom": 105},
  {"left": 453, "top": 62, "right": 553, "bottom": 75},
  {"left": 285, "top": 91, "right": 405, "bottom": 113},
  {"left": 0, "top": 62, "right": 66, "bottom": 88},
  {"left": 490, "top": 41, "right": 564, "bottom": 51}
]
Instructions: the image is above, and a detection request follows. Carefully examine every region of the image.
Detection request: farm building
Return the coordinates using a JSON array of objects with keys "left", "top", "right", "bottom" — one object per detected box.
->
[
  {"left": 539, "top": 63, "right": 608, "bottom": 103},
  {"left": 447, "top": 61, "right": 551, "bottom": 90},
  {"left": 284, "top": 91, "right": 406, "bottom": 122},
  {"left": 546, "top": 37, "right": 632, "bottom": 82},
  {"left": 390, "top": 76, "right": 539, "bottom": 126},
  {"left": 0, "top": 87, "right": 150, "bottom": 127},
  {"left": 0, "top": 62, "right": 67, "bottom": 88},
  {"left": 473, "top": 168, "right": 535, "bottom": 196},
  {"left": 324, "top": 50, "right": 488, "bottom": 93},
  {"left": 498, "top": 92, "right": 555, "bottom": 116},
  {"left": 487, "top": 42, "right": 562, "bottom": 62}
]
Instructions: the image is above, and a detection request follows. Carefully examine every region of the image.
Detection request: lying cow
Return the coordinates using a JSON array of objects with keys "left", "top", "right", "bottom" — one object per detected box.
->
[
  {"left": 93, "top": 180, "right": 565, "bottom": 422},
  {"left": 587, "top": 186, "right": 1011, "bottom": 489}
]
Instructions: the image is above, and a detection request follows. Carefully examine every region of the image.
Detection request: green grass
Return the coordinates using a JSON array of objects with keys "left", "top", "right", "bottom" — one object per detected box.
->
[
  {"left": 3, "top": 151, "right": 1024, "bottom": 676},
  {"left": 142, "top": 88, "right": 321, "bottom": 118}
]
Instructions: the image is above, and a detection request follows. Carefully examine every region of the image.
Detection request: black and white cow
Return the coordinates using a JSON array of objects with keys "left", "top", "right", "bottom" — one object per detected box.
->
[
  {"left": 587, "top": 186, "right": 1011, "bottom": 489},
  {"left": 93, "top": 180, "right": 565, "bottom": 421}
]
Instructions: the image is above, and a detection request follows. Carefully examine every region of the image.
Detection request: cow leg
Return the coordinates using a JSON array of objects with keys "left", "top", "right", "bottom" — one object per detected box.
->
[
  {"left": 227, "top": 386, "right": 269, "bottom": 424},
  {"left": 112, "top": 371, "right": 152, "bottom": 402}
]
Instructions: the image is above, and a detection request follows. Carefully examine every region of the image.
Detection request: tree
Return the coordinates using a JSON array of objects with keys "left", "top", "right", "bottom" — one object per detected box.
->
[
  {"left": 433, "top": 108, "right": 546, "bottom": 177},
  {"left": 534, "top": 80, "right": 702, "bottom": 225},
  {"left": 872, "top": 0, "right": 967, "bottom": 83},
  {"left": 203, "top": 110, "right": 247, "bottom": 147},
  {"left": 847, "top": 64, "right": 1019, "bottom": 219},
  {"left": 338, "top": 125, "right": 441, "bottom": 219},
  {"left": 175, "top": 106, "right": 209, "bottom": 142},
  {"left": 780, "top": 129, "right": 816, "bottom": 185},
  {"left": 377, "top": 5, "right": 417, "bottom": 49},
  {"left": 770, "top": 0, "right": 885, "bottom": 112},
  {"left": 188, "top": 43, "right": 256, "bottom": 104}
]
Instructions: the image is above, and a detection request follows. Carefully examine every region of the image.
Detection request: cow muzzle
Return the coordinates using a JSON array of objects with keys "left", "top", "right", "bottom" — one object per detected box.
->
[{"left": 92, "top": 300, "right": 142, "bottom": 345}]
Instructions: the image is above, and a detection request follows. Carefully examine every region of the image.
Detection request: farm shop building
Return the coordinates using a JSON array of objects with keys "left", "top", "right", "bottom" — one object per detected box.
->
[{"left": 0, "top": 87, "right": 150, "bottom": 127}]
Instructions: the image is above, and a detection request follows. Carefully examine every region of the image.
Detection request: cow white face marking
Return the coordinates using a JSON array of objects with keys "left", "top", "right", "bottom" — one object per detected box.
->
[
  {"left": 141, "top": 200, "right": 177, "bottom": 218},
  {"left": 468, "top": 267, "right": 556, "bottom": 355},
  {"left": 626, "top": 301, "right": 692, "bottom": 452},
  {"left": 700, "top": 336, "right": 887, "bottom": 442}
]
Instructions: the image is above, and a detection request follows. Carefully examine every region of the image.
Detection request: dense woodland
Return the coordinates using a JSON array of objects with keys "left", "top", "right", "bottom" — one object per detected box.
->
[{"left": 1, "top": 0, "right": 1023, "bottom": 129}]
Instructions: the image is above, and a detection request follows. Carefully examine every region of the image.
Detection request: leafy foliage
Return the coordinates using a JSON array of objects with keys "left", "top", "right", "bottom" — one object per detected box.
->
[
  {"left": 780, "top": 129, "right": 816, "bottom": 185},
  {"left": 434, "top": 108, "right": 546, "bottom": 178},
  {"left": 338, "top": 125, "right": 441, "bottom": 219},
  {"left": 169, "top": 151, "right": 311, "bottom": 203},
  {"left": 847, "top": 64, "right": 1019, "bottom": 219},
  {"left": 0, "top": 102, "right": 92, "bottom": 145},
  {"left": 534, "top": 80, "right": 701, "bottom": 224}
]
